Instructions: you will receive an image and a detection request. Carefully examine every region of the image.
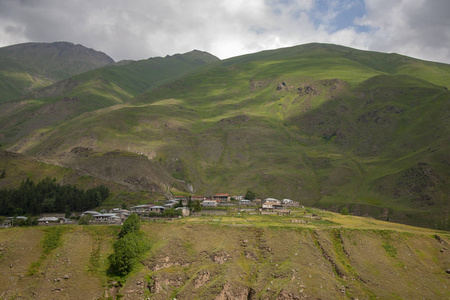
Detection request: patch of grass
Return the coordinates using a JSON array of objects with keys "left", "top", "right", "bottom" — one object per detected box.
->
[
  {"left": 382, "top": 241, "right": 397, "bottom": 258},
  {"left": 41, "top": 226, "right": 69, "bottom": 254},
  {"left": 28, "top": 226, "right": 70, "bottom": 275}
]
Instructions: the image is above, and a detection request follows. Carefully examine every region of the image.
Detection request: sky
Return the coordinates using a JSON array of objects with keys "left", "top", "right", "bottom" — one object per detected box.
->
[{"left": 0, "top": 0, "right": 449, "bottom": 64}]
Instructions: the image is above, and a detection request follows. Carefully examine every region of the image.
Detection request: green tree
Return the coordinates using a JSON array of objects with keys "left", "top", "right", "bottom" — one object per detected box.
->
[
  {"left": 174, "top": 199, "right": 183, "bottom": 208},
  {"left": 193, "top": 200, "right": 202, "bottom": 212},
  {"left": 119, "top": 213, "right": 140, "bottom": 238},
  {"left": 340, "top": 207, "right": 350, "bottom": 215},
  {"left": 108, "top": 233, "right": 140, "bottom": 276},
  {"left": 42, "top": 197, "right": 56, "bottom": 212},
  {"left": 245, "top": 190, "right": 256, "bottom": 200}
]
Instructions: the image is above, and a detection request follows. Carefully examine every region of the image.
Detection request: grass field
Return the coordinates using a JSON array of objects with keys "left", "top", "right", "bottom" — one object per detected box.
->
[{"left": 0, "top": 210, "right": 449, "bottom": 299}]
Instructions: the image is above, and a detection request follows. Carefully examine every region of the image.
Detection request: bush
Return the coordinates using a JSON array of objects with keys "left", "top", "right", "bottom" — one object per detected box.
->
[
  {"left": 340, "top": 207, "right": 350, "bottom": 215},
  {"left": 245, "top": 190, "right": 256, "bottom": 200},
  {"left": 162, "top": 208, "right": 182, "bottom": 217},
  {"left": 78, "top": 215, "right": 91, "bottom": 225}
]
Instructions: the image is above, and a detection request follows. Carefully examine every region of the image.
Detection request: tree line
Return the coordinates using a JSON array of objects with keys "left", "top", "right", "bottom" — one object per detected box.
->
[{"left": 0, "top": 177, "right": 109, "bottom": 216}]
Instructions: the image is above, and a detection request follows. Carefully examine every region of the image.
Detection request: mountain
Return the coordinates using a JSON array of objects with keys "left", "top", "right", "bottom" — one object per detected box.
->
[
  {"left": 0, "top": 42, "right": 114, "bottom": 102},
  {"left": 0, "top": 43, "right": 449, "bottom": 229},
  {"left": 1, "top": 214, "right": 450, "bottom": 299},
  {"left": 0, "top": 49, "right": 220, "bottom": 146}
]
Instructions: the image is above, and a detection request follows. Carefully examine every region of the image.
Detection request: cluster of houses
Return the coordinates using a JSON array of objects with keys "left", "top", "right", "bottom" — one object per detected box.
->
[
  {"left": 164, "top": 194, "right": 299, "bottom": 209},
  {"left": 2, "top": 193, "right": 301, "bottom": 227}
]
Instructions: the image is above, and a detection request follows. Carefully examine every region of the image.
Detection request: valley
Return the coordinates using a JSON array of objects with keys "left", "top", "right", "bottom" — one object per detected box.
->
[{"left": 0, "top": 42, "right": 449, "bottom": 230}]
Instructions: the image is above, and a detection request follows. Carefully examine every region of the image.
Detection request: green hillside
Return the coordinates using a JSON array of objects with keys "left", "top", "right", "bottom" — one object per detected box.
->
[
  {"left": 0, "top": 42, "right": 115, "bottom": 102},
  {"left": 0, "top": 50, "right": 220, "bottom": 145},
  {"left": 1, "top": 43, "right": 449, "bottom": 229}
]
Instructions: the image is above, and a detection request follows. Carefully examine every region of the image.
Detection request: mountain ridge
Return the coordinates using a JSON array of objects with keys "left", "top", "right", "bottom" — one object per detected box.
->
[{"left": 0, "top": 41, "right": 115, "bottom": 102}]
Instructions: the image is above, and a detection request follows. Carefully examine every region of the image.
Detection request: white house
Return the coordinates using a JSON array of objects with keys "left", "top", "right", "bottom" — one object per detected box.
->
[
  {"left": 149, "top": 206, "right": 165, "bottom": 214},
  {"left": 38, "top": 216, "right": 60, "bottom": 224},
  {"left": 130, "top": 204, "right": 155, "bottom": 214},
  {"left": 262, "top": 198, "right": 283, "bottom": 209},
  {"left": 164, "top": 200, "right": 179, "bottom": 208},
  {"left": 81, "top": 211, "right": 101, "bottom": 217},
  {"left": 202, "top": 200, "right": 218, "bottom": 207},
  {"left": 93, "top": 213, "right": 121, "bottom": 223},
  {"left": 238, "top": 199, "right": 252, "bottom": 205},
  {"left": 282, "top": 199, "right": 294, "bottom": 205}
]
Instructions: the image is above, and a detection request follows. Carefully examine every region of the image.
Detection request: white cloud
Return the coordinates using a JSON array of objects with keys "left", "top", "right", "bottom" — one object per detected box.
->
[
  {"left": 356, "top": 0, "right": 450, "bottom": 63},
  {"left": 0, "top": 0, "right": 448, "bottom": 64}
]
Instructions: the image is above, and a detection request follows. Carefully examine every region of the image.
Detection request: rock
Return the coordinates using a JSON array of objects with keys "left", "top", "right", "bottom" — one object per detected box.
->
[
  {"left": 276, "top": 289, "right": 300, "bottom": 299},
  {"left": 211, "top": 251, "right": 230, "bottom": 264},
  {"left": 446, "top": 269, "right": 450, "bottom": 274},
  {"left": 63, "top": 274, "right": 70, "bottom": 279},
  {"left": 194, "top": 270, "right": 211, "bottom": 288}
]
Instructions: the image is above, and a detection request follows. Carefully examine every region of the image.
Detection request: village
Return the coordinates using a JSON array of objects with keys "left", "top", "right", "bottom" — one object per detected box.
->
[{"left": 2, "top": 193, "right": 304, "bottom": 227}]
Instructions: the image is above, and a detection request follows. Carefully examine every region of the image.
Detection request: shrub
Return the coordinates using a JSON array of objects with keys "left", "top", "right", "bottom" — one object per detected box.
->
[
  {"left": 245, "top": 190, "right": 256, "bottom": 200},
  {"left": 162, "top": 208, "right": 182, "bottom": 217},
  {"left": 340, "top": 207, "right": 350, "bottom": 215},
  {"left": 78, "top": 215, "right": 91, "bottom": 225}
]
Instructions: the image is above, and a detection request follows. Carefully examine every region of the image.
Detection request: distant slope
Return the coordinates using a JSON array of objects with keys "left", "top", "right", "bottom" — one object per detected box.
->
[
  {"left": 0, "top": 42, "right": 114, "bottom": 102},
  {"left": 0, "top": 50, "right": 220, "bottom": 145},
  {"left": 31, "top": 49, "right": 220, "bottom": 98},
  {"left": 2, "top": 43, "right": 449, "bottom": 229},
  {"left": 0, "top": 150, "right": 128, "bottom": 192}
]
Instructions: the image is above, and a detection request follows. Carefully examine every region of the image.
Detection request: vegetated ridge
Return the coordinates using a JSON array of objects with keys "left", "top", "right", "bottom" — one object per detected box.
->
[
  {"left": 0, "top": 42, "right": 449, "bottom": 229},
  {"left": 0, "top": 42, "right": 115, "bottom": 102}
]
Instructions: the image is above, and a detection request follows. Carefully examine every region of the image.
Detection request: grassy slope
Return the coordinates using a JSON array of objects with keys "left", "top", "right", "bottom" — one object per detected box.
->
[
  {"left": 0, "top": 50, "right": 220, "bottom": 146},
  {"left": 0, "top": 150, "right": 122, "bottom": 191},
  {"left": 3, "top": 43, "right": 450, "bottom": 229},
  {"left": 0, "top": 42, "right": 115, "bottom": 103},
  {"left": 0, "top": 212, "right": 449, "bottom": 299}
]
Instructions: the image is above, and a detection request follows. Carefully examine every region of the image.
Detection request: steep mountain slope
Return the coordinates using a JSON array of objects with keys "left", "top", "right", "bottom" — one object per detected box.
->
[
  {"left": 2, "top": 43, "right": 449, "bottom": 229},
  {"left": 1, "top": 215, "right": 449, "bottom": 299},
  {"left": 0, "top": 42, "right": 114, "bottom": 102},
  {"left": 0, "top": 50, "right": 220, "bottom": 145}
]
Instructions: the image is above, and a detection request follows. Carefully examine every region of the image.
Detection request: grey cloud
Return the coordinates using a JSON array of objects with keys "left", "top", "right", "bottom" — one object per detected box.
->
[{"left": 358, "top": 0, "right": 450, "bottom": 63}]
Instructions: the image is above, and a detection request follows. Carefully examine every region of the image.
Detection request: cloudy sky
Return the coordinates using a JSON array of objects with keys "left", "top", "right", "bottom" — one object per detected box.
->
[{"left": 0, "top": 0, "right": 449, "bottom": 64}]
